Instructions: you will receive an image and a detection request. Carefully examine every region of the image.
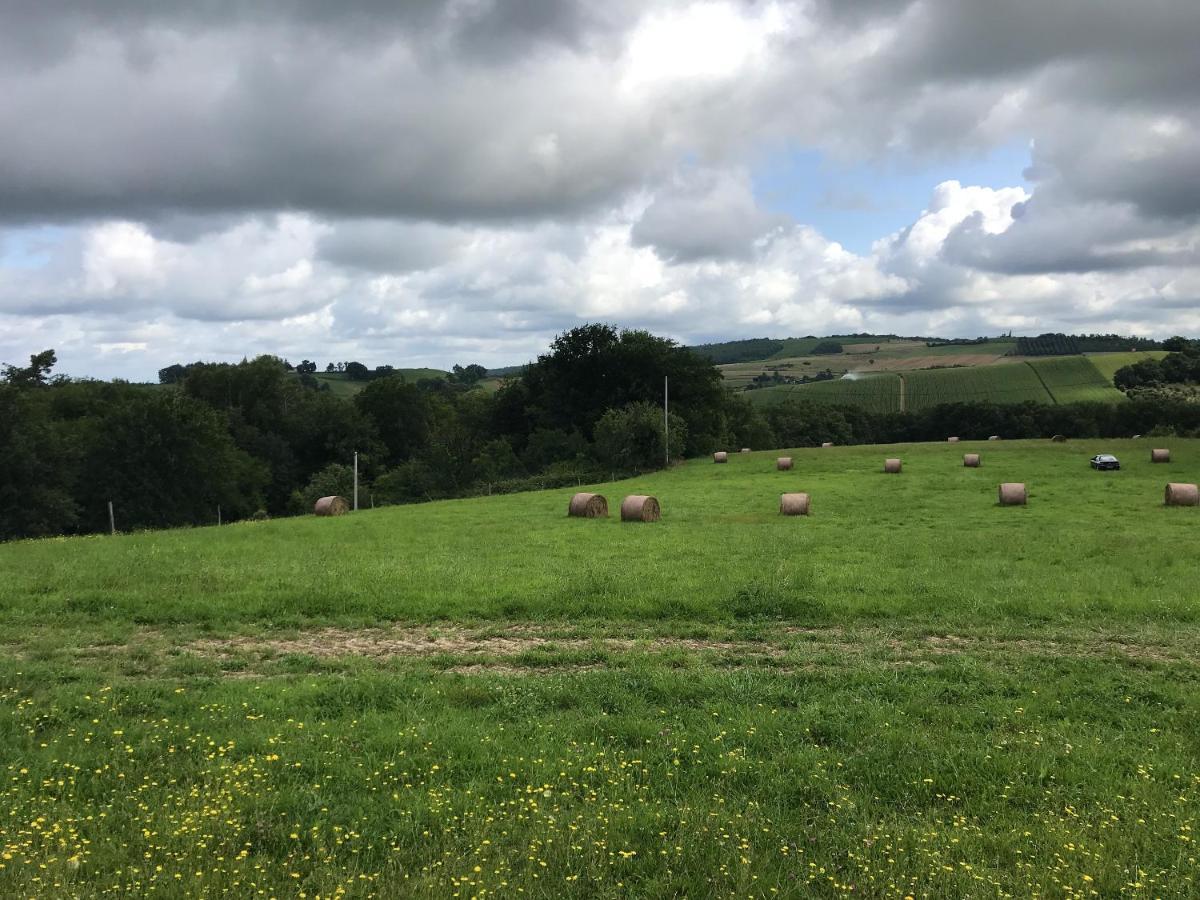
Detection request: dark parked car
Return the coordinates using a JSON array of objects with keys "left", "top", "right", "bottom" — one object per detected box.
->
[{"left": 1090, "top": 454, "right": 1120, "bottom": 470}]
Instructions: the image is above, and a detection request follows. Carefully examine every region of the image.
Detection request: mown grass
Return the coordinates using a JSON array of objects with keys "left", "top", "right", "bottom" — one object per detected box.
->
[{"left": 3, "top": 440, "right": 1200, "bottom": 897}]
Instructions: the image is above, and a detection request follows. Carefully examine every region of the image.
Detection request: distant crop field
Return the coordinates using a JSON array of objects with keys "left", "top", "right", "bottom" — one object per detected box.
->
[
  {"left": 747, "top": 373, "right": 901, "bottom": 411},
  {"left": 748, "top": 357, "right": 1133, "bottom": 412},
  {"left": 904, "top": 363, "right": 1051, "bottom": 409},
  {"left": 2, "top": 440, "right": 1200, "bottom": 896},
  {"left": 1087, "top": 350, "right": 1168, "bottom": 383},
  {"left": 1026, "top": 357, "right": 1125, "bottom": 404}
]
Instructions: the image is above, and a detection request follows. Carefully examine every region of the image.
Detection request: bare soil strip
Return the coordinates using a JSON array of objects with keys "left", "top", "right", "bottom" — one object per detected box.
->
[{"left": 180, "top": 625, "right": 1198, "bottom": 667}]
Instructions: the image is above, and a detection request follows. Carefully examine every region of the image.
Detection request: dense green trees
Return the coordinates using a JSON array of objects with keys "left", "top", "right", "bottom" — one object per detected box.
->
[{"left": 1114, "top": 340, "right": 1200, "bottom": 391}]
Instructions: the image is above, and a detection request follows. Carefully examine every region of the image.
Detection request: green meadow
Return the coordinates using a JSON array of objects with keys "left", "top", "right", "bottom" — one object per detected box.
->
[{"left": 2, "top": 439, "right": 1200, "bottom": 897}]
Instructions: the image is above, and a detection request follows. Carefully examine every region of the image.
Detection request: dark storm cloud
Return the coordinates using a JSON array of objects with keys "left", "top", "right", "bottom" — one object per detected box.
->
[
  {"left": 878, "top": 0, "right": 1200, "bottom": 88},
  {"left": 316, "top": 220, "right": 465, "bottom": 273},
  {"left": 942, "top": 200, "right": 1197, "bottom": 275},
  {"left": 0, "top": 0, "right": 655, "bottom": 225}
]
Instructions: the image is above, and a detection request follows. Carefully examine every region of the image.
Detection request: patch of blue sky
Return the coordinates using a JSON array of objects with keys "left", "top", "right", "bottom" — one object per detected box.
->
[
  {"left": 0, "top": 225, "right": 71, "bottom": 269},
  {"left": 752, "top": 139, "right": 1031, "bottom": 254}
]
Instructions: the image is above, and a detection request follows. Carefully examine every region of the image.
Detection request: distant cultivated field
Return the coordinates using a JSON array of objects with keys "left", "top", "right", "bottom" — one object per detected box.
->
[
  {"left": 750, "top": 357, "right": 1127, "bottom": 411},
  {"left": 748, "top": 373, "right": 902, "bottom": 411},
  {"left": 2, "top": 440, "right": 1199, "bottom": 896},
  {"left": 725, "top": 339, "right": 1021, "bottom": 389},
  {"left": 904, "top": 363, "right": 1052, "bottom": 409},
  {"left": 1088, "top": 350, "right": 1168, "bottom": 383},
  {"left": 1027, "top": 356, "right": 1126, "bottom": 403}
]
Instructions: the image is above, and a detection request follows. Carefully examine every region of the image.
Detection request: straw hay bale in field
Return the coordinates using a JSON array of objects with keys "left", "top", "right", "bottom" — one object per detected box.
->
[
  {"left": 314, "top": 495, "right": 350, "bottom": 516},
  {"left": 1151, "top": 448, "right": 1171, "bottom": 463},
  {"left": 963, "top": 453, "right": 981, "bottom": 468},
  {"left": 988, "top": 435, "right": 1000, "bottom": 441},
  {"left": 1164, "top": 483, "right": 1199, "bottom": 506},
  {"left": 620, "top": 495, "right": 661, "bottom": 522},
  {"left": 997, "top": 483, "right": 1027, "bottom": 506},
  {"left": 777, "top": 457, "right": 793, "bottom": 471},
  {"left": 821, "top": 441, "right": 834, "bottom": 448},
  {"left": 740, "top": 448, "right": 751, "bottom": 453},
  {"left": 779, "top": 493, "right": 811, "bottom": 516},
  {"left": 1051, "top": 434, "right": 1067, "bottom": 442},
  {"left": 947, "top": 436, "right": 960, "bottom": 443},
  {"left": 713, "top": 451, "right": 728, "bottom": 463},
  {"left": 1132, "top": 434, "right": 1142, "bottom": 439},
  {"left": 883, "top": 458, "right": 901, "bottom": 473},
  {"left": 568, "top": 492, "right": 609, "bottom": 518}
]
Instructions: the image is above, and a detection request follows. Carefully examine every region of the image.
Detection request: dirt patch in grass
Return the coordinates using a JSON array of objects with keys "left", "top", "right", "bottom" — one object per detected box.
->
[
  {"left": 179, "top": 625, "right": 1198, "bottom": 666},
  {"left": 187, "top": 627, "right": 793, "bottom": 661}
]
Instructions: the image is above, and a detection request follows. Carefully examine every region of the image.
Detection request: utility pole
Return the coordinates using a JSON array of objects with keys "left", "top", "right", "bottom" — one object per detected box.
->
[
  {"left": 664, "top": 375, "right": 669, "bottom": 467},
  {"left": 353, "top": 451, "right": 359, "bottom": 511},
  {"left": 107, "top": 501, "right": 115, "bottom": 536},
  {"left": 217, "top": 505, "right": 222, "bottom": 527}
]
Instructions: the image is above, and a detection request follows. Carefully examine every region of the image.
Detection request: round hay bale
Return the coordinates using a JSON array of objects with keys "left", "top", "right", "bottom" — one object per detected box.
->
[
  {"left": 1051, "top": 434, "right": 1067, "bottom": 442},
  {"left": 963, "top": 453, "right": 981, "bottom": 468},
  {"left": 1164, "top": 483, "right": 1200, "bottom": 507},
  {"left": 997, "top": 483, "right": 1027, "bottom": 506},
  {"left": 740, "top": 447, "right": 751, "bottom": 453},
  {"left": 988, "top": 435, "right": 1001, "bottom": 441},
  {"left": 777, "top": 457, "right": 793, "bottom": 471},
  {"left": 713, "top": 451, "right": 728, "bottom": 464},
  {"left": 779, "top": 492, "right": 811, "bottom": 516},
  {"left": 568, "top": 492, "right": 608, "bottom": 518},
  {"left": 1151, "top": 448, "right": 1171, "bottom": 463},
  {"left": 1132, "top": 433, "right": 1142, "bottom": 439},
  {"left": 314, "top": 495, "right": 350, "bottom": 516},
  {"left": 947, "top": 436, "right": 960, "bottom": 443},
  {"left": 821, "top": 441, "right": 834, "bottom": 448},
  {"left": 883, "top": 458, "right": 901, "bottom": 473},
  {"left": 620, "top": 495, "right": 661, "bottom": 522}
]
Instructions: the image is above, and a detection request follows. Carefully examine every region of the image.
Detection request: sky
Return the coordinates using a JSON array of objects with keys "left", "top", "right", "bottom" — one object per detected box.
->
[{"left": 1, "top": 0, "right": 1198, "bottom": 380}]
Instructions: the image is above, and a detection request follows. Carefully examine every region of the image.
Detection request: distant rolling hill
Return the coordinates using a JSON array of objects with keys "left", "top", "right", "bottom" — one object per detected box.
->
[
  {"left": 746, "top": 355, "right": 1131, "bottom": 411},
  {"left": 301, "top": 369, "right": 449, "bottom": 398}
]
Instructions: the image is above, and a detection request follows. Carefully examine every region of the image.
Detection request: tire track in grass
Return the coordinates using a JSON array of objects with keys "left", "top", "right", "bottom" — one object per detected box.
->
[{"left": 1025, "top": 360, "right": 1058, "bottom": 403}]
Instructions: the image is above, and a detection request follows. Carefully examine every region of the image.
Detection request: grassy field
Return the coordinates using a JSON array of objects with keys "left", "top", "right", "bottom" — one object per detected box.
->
[{"left": 3, "top": 440, "right": 1200, "bottom": 896}]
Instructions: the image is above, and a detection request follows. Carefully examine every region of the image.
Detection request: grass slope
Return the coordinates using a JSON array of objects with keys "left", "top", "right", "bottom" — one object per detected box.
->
[{"left": 3, "top": 440, "right": 1200, "bottom": 896}]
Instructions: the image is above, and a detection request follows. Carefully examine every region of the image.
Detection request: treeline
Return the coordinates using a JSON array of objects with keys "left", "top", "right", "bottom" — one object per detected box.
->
[
  {"left": 1016, "top": 333, "right": 1163, "bottom": 356},
  {"left": 0, "top": 326, "right": 765, "bottom": 540}
]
